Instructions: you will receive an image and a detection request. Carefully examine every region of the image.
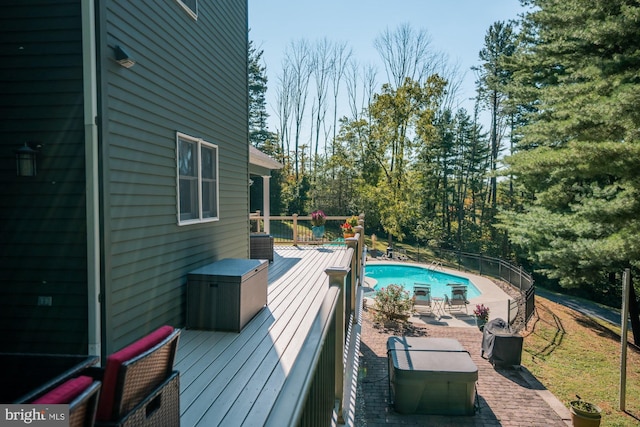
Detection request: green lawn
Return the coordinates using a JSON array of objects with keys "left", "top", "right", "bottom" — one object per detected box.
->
[{"left": 522, "top": 296, "right": 640, "bottom": 426}]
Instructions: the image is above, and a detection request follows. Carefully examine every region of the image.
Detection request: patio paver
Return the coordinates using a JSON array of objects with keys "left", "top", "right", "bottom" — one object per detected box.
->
[{"left": 354, "top": 309, "right": 572, "bottom": 426}]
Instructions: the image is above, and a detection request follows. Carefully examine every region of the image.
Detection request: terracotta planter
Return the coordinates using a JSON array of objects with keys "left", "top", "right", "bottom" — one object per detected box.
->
[{"left": 343, "top": 232, "right": 355, "bottom": 238}]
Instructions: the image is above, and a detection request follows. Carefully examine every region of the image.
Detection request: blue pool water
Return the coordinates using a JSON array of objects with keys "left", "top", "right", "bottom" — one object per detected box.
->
[{"left": 365, "top": 264, "right": 481, "bottom": 299}]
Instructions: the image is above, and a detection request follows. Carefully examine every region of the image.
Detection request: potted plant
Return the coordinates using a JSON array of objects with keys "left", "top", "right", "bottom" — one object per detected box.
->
[
  {"left": 346, "top": 215, "right": 359, "bottom": 228},
  {"left": 310, "top": 210, "right": 326, "bottom": 239},
  {"left": 473, "top": 303, "right": 490, "bottom": 331},
  {"left": 341, "top": 221, "right": 355, "bottom": 238},
  {"left": 569, "top": 396, "right": 602, "bottom": 427}
]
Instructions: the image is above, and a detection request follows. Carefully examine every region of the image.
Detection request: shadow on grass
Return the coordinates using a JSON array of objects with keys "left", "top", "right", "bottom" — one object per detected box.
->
[
  {"left": 523, "top": 303, "right": 566, "bottom": 359},
  {"left": 623, "top": 410, "right": 640, "bottom": 423},
  {"left": 574, "top": 313, "right": 640, "bottom": 354}
]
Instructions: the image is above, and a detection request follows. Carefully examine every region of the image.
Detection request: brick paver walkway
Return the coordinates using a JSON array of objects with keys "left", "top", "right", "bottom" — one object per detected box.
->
[{"left": 354, "top": 311, "right": 571, "bottom": 426}]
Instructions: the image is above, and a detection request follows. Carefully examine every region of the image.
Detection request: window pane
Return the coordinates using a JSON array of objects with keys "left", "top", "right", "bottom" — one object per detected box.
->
[
  {"left": 179, "top": 137, "right": 199, "bottom": 221},
  {"left": 201, "top": 145, "right": 217, "bottom": 218},
  {"left": 201, "top": 146, "right": 215, "bottom": 179},
  {"left": 202, "top": 181, "right": 217, "bottom": 218},
  {"left": 179, "top": 177, "right": 198, "bottom": 220},
  {"left": 179, "top": 139, "right": 197, "bottom": 177}
]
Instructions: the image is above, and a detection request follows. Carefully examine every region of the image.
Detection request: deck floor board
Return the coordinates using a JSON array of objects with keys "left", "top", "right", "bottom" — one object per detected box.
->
[
  {"left": 217, "top": 258, "right": 334, "bottom": 425},
  {"left": 176, "top": 246, "right": 353, "bottom": 426}
]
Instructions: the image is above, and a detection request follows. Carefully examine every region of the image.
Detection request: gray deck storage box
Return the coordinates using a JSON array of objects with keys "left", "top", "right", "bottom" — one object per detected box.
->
[
  {"left": 187, "top": 258, "right": 268, "bottom": 332},
  {"left": 387, "top": 337, "right": 478, "bottom": 415}
]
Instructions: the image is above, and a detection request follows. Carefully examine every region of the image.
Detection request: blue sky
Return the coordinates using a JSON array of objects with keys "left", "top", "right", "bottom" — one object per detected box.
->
[{"left": 249, "top": 0, "right": 525, "bottom": 132}]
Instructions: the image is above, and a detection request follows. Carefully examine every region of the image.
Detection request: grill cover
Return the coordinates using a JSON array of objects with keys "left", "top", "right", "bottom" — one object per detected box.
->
[{"left": 481, "top": 318, "right": 523, "bottom": 366}]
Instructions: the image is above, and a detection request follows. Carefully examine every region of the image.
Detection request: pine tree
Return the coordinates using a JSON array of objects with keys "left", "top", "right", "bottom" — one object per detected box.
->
[
  {"left": 501, "top": 0, "right": 640, "bottom": 342},
  {"left": 248, "top": 40, "right": 283, "bottom": 214},
  {"left": 248, "top": 40, "right": 277, "bottom": 152}
]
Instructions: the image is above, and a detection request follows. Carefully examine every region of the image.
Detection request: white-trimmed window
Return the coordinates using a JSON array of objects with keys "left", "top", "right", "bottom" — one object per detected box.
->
[
  {"left": 175, "top": 0, "right": 198, "bottom": 20},
  {"left": 177, "top": 132, "right": 219, "bottom": 224}
]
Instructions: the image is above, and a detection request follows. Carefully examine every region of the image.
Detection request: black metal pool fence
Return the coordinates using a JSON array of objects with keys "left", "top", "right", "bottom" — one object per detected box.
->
[{"left": 431, "top": 247, "right": 535, "bottom": 328}]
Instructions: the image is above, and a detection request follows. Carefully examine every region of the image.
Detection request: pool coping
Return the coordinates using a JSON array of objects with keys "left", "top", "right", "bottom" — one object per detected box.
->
[{"left": 363, "top": 259, "right": 513, "bottom": 328}]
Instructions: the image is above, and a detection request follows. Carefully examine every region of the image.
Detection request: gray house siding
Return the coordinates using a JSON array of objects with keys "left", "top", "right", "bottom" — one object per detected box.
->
[
  {"left": 98, "top": 0, "right": 249, "bottom": 353},
  {"left": 0, "top": 1, "right": 88, "bottom": 353}
]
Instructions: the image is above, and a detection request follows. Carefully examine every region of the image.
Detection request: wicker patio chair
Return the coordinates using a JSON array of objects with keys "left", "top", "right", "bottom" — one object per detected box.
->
[
  {"left": 32, "top": 375, "right": 101, "bottom": 427},
  {"left": 250, "top": 233, "right": 274, "bottom": 262},
  {"left": 90, "top": 326, "right": 181, "bottom": 427}
]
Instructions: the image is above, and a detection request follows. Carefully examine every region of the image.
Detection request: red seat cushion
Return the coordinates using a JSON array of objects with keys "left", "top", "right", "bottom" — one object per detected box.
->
[
  {"left": 32, "top": 375, "right": 93, "bottom": 404},
  {"left": 96, "top": 325, "right": 174, "bottom": 421}
]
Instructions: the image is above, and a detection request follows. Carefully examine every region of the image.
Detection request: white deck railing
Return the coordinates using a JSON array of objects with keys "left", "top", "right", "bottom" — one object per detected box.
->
[{"left": 264, "top": 223, "right": 365, "bottom": 426}]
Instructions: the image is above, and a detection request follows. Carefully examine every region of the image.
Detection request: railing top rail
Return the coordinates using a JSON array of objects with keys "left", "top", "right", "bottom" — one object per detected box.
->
[
  {"left": 435, "top": 247, "right": 533, "bottom": 282},
  {"left": 254, "top": 215, "right": 352, "bottom": 221},
  {"left": 264, "top": 286, "right": 341, "bottom": 427}
]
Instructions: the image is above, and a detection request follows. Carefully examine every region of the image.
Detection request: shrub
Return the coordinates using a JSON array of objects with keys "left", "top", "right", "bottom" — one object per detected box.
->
[{"left": 373, "top": 284, "right": 413, "bottom": 323}]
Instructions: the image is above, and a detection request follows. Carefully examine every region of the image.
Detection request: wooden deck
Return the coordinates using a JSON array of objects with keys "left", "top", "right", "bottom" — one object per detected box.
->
[{"left": 176, "top": 245, "right": 354, "bottom": 426}]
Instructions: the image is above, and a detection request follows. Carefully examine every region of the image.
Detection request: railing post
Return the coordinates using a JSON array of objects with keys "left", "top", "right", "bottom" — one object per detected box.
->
[
  {"left": 325, "top": 266, "right": 350, "bottom": 424},
  {"left": 519, "top": 266, "right": 523, "bottom": 291},
  {"left": 354, "top": 224, "right": 363, "bottom": 253},
  {"left": 261, "top": 176, "right": 271, "bottom": 234},
  {"left": 354, "top": 225, "right": 364, "bottom": 252},
  {"left": 292, "top": 213, "right": 298, "bottom": 246},
  {"left": 356, "top": 216, "right": 365, "bottom": 274},
  {"left": 345, "top": 238, "right": 358, "bottom": 319}
]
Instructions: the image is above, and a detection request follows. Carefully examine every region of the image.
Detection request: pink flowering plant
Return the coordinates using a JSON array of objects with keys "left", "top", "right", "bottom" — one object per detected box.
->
[
  {"left": 473, "top": 304, "right": 490, "bottom": 322},
  {"left": 373, "top": 284, "right": 413, "bottom": 323},
  {"left": 310, "top": 209, "right": 326, "bottom": 226}
]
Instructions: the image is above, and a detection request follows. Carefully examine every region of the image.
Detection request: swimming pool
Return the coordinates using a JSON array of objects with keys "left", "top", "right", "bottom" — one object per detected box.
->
[{"left": 365, "top": 264, "right": 481, "bottom": 299}]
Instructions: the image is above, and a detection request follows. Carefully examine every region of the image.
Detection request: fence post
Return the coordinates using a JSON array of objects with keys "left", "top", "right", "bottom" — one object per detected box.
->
[
  {"left": 519, "top": 266, "right": 523, "bottom": 291},
  {"left": 292, "top": 214, "right": 298, "bottom": 245},
  {"left": 346, "top": 237, "right": 359, "bottom": 319},
  {"left": 325, "top": 266, "right": 350, "bottom": 424},
  {"left": 354, "top": 225, "right": 364, "bottom": 266}
]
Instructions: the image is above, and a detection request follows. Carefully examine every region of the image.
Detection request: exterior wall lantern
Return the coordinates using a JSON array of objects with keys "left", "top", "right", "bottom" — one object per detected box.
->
[
  {"left": 114, "top": 45, "right": 135, "bottom": 68},
  {"left": 15, "top": 142, "right": 41, "bottom": 177}
]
